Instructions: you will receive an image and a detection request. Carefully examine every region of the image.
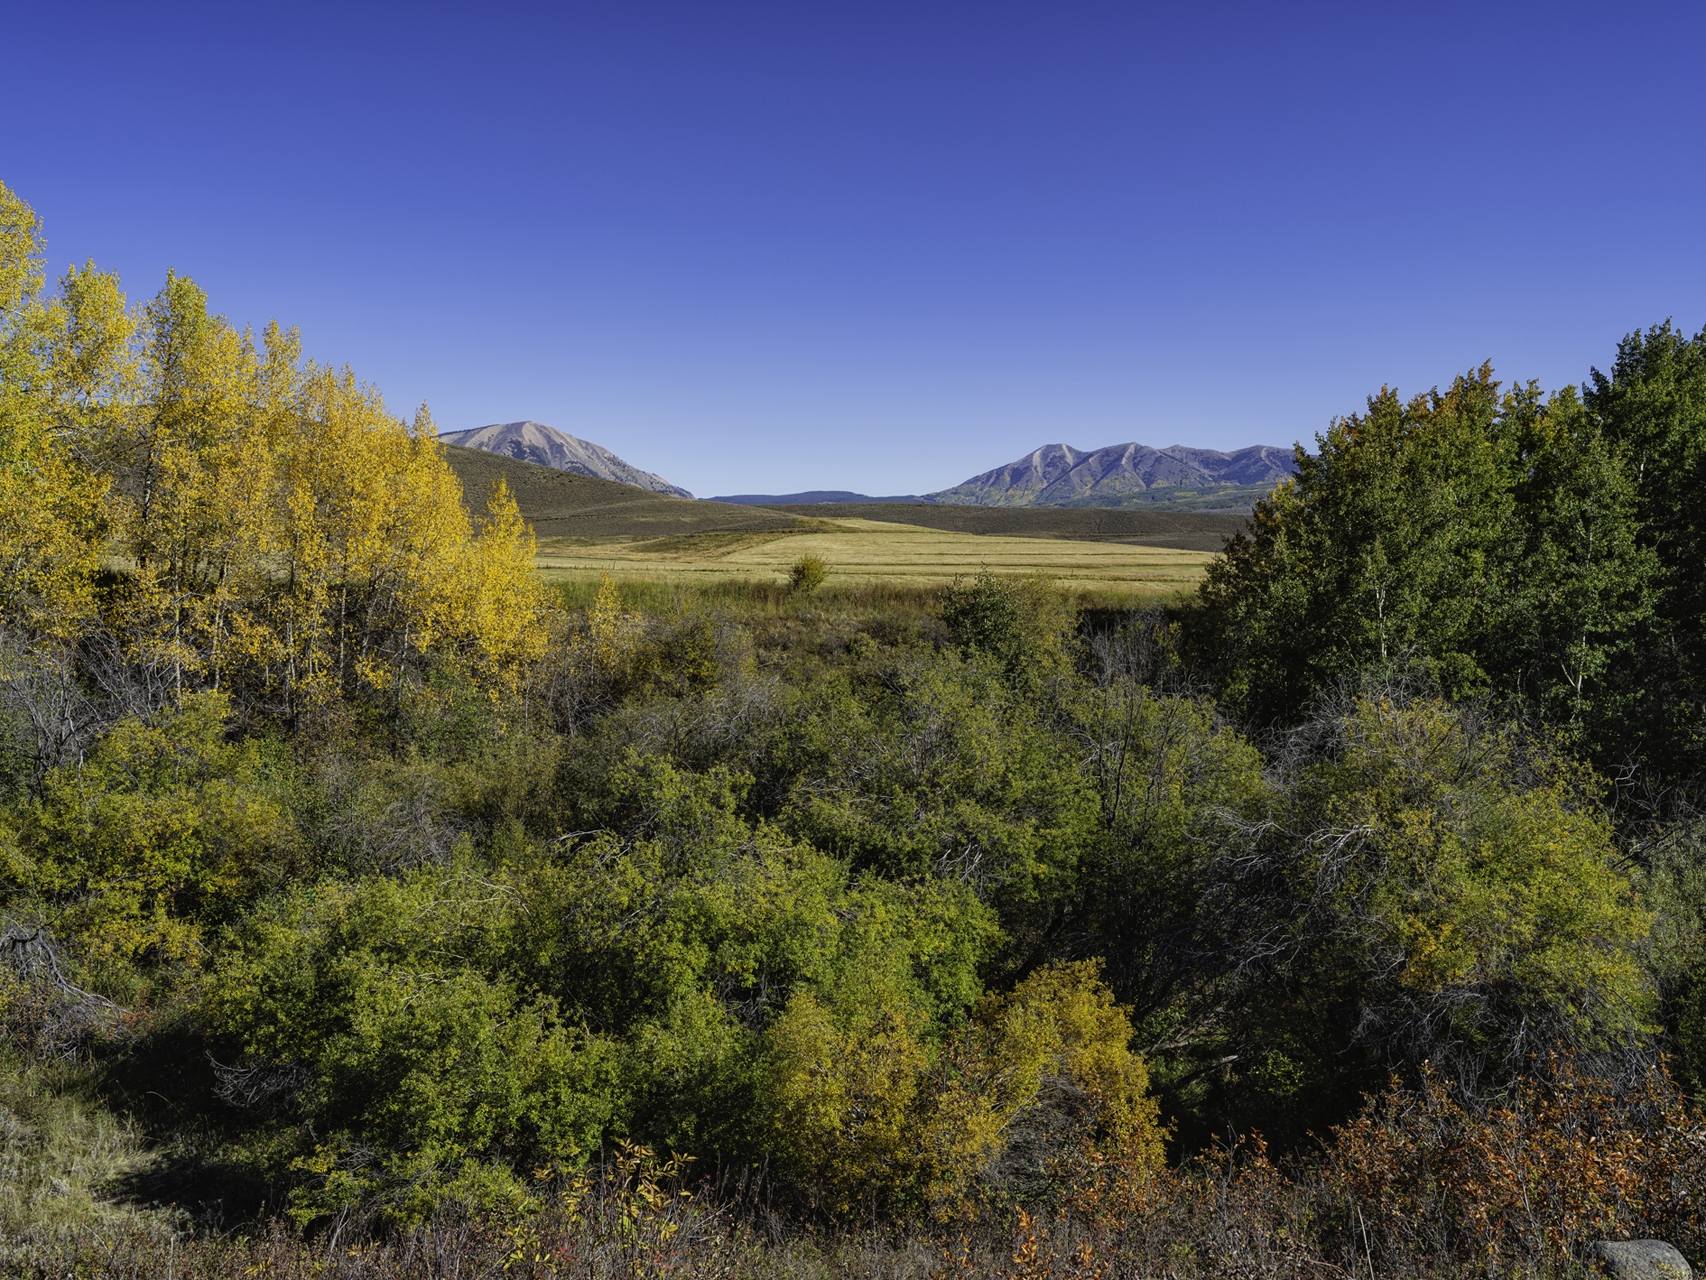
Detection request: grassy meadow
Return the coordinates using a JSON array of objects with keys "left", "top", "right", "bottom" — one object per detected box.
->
[{"left": 534, "top": 515, "right": 1217, "bottom": 600}]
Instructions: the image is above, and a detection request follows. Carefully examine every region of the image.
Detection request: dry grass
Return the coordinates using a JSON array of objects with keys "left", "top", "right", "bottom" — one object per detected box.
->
[
  {"left": 750, "top": 501, "right": 1247, "bottom": 540},
  {"left": 0, "top": 1060, "right": 163, "bottom": 1249},
  {"left": 536, "top": 517, "right": 1215, "bottom": 601}
]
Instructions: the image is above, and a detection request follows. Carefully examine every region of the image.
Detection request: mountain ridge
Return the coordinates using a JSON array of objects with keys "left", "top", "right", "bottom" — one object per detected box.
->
[
  {"left": 711, "top": 489, "right": 937, "bottom": 505},
  {"left": 439, "top": 445, "right": 800, "bottom": 538},
  {"left": 439, "top": 420, "right": 692, "bottom": 498},
  {"left": 440, "top": 445, "right": 1248, "bottom": 546},
  {"left": 715, "top": 443, "right": 1295, "bottom": 511},
  {"left": 933, "top": 441, "right": 1294, "bottom": 507}
]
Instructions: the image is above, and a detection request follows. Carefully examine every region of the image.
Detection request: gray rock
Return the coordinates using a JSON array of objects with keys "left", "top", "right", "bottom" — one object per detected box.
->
[{"left": 1590, "top": 1240, "right": 1692, "bottom": 1280}]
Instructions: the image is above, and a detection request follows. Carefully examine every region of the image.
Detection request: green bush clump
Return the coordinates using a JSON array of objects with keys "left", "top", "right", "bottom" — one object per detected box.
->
[{"left": 788, "top": 554, "right": 828, "bottom": 593}]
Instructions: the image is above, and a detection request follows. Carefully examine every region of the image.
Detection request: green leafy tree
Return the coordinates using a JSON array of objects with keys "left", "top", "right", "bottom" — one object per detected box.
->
[
  {"left": 940, "top": 572, "right": 1024, "bottom": 664},
  {"left": 1200, "top": 367, "right": 1514, "bottom": 722},
  {"left": 1061, "top": 676, "right": 1268, "bottom": 1017},
  {"left": 939, "top": 571, "right": 1079, "bottom": 684},
  {"left": 1197, "top": 365, "right": 1655, "bottom": 760},
  {"left": 788, "top": 554, "right": 827, "bottom": 593},
  {"left": 1584, "top": 321, "right": 1706, "bottom": 771},
  {"left": 1486, "top": 382, "right": 1655, "bottom": 744}
]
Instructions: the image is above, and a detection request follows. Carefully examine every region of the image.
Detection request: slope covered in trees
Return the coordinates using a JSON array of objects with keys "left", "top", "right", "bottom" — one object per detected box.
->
[{"left": 5, "top": 180, "right": 1706, "bottom": 1276}]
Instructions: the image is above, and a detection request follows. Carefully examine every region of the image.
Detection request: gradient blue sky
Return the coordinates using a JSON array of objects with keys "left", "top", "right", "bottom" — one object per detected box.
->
[{"left": 5, "top": 1, "right": 1703, "bottom": 497}]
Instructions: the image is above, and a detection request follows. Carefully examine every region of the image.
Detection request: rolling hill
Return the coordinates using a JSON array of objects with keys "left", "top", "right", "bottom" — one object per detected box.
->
[
  {"left": 753, "top": 501, "right": 1248, "bottom": 552},
  {"left": 444, "top": 445, "right": 1250, "bottom": 550},
  {"left": 711, "top": 489, "right": 937, "bottom": 505},
  {"left": 442, "top": 445, "right": 800, "bottom": 538}
]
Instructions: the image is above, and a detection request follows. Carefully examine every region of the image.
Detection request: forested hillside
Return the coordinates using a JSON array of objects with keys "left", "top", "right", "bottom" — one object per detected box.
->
[{"left": 6, "top": 179, "right": 1706, "bottom": 1277}]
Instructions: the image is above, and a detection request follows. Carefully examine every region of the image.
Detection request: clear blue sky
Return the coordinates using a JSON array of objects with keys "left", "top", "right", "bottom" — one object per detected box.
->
[{"left": 5, "top": 1, "right": 1702, "bottom": 497}]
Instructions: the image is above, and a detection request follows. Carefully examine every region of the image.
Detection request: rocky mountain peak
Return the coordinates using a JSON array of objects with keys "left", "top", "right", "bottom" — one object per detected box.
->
[{"left": 439, "top": 421, "right": 691, "bottom": 498}]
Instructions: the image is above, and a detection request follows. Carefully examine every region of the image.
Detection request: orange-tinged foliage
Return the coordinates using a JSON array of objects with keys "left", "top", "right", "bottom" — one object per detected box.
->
[{"left": 1324, "top": 1057, "right": 1706, "bottom": 1270}]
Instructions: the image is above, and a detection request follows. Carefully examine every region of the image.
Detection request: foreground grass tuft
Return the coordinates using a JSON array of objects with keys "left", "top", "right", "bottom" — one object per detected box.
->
[{"left": 0, "top": 1060, "right": 162, "bottom": 1249}]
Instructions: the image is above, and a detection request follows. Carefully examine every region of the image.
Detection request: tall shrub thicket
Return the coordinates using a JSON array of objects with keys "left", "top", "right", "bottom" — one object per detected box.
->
[{"left": 1190, "top": 330, "right": 1706, "bottom": 1129}]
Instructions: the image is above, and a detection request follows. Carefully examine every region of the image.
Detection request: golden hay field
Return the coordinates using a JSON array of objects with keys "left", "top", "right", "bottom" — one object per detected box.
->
[{"left": 534, "top": 516, "right": 1218, "bottom": 600}]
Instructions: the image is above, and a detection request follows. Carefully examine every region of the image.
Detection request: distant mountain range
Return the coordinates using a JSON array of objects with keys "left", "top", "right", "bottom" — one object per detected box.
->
[
  {"left": 931, "top": 442, "right": 1294, "bottom": 508},
  {"left": 439, "top": 421, "right": 692, "bottom": 498},
  {"left": 711, "top": 489, "right": 937, "bottom": 505},
  {"left": 715, "top": 443, "right": 1294, "bottom": 510},
  {"left": 445, "top": 422, "right": 1292, "bottom": 512}
]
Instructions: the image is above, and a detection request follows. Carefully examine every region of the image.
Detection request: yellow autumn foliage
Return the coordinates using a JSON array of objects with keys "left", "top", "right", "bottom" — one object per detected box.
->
[
  {"left": 0, "top": 184, "right": 112, "bottom": 634},
  {"left": 761, "top": 959, "right": 1164, "bottom": 1218},
  {"left": 0, "top": 181, "right": 545, "bottom": 715},
  {"left": 969, "top": 959, "right": 1167, "bottom": 1165},
  {"left": 26, "top": 691, "right": 293, "bottom": 971},
  {"left": 585, "top": 573, "right": 643, "bottom": 682}
]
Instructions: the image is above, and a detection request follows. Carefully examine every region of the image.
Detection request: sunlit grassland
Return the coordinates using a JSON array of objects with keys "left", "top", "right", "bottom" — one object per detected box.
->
[{"left": 535, "top": 517, "right": 1216, "bottom": 604}]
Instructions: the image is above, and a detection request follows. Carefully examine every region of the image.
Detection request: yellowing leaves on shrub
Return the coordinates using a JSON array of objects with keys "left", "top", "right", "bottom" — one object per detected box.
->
[
  {"left": 26, "top": 691, "right": 292, "bottom": 969},
  {"left": 761, "top": 958, "right": 1164, "bottom": 1219},
  {"left": 1293, "top": 695, "right": 1655, "bottom": 1056},
  {"left": 970, "top": 960, "right": 1167, "bottom": 1165}
]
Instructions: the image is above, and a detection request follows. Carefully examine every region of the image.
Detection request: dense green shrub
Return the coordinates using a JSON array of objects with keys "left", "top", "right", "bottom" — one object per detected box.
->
[
  {"left": 788, "top": 554, "right": 828, "bottom": 593},
  {"left": 1197, "top": 366, "right": 1655, "bottom": 762},
  {"left": 939, "top": 570, "right": 1079, "bottom": 683},
  {"left": 18, "top": 692, "right": 297, "bottom": 982},
  {"left": 203, "top": 870, "right": 622, "bottom": 1221},
  {"left": 1174, "top": 692, "right": 1655, "bottom": 1146},
  {"left": 770, "top": 651, "right": 1096, "bottom": 954}
]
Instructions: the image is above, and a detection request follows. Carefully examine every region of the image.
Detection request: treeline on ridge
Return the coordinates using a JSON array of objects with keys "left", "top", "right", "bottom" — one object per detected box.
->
[{"left": 5, "top": 179, "right": 1706, "bottom": 1272}]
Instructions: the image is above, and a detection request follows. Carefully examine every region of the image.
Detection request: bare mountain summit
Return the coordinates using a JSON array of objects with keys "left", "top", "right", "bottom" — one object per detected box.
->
[
  {"left": 931, "top": 442, "right": 1294, "bottom": 507},
  {"left": 439, "top": 421, "right": 692, "bottom": 498}
]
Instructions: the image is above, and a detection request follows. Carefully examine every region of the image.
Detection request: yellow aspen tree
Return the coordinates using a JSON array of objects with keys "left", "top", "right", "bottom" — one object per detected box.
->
[
  {"left": 251, "top": 368, "right": 544, "bottom": 716},
  {"left": 586, "top": 572, "right": 640, "bottom": 680},
  {"left": 266, "top": 368, "right": 448, "bottom": 707},
  {"left": 0, "top": 182, "right": 51, "bottom": 455},
  {"left": 95, "top": 271, "right": 264, "bottom": 694},
  {"left": 0, "top": 185, "right": 114, "bottom": 633},
  {"left": 2, "top": 186, "right": 548, "bottom": 721},
  {"left": 430, "top": 475, "right": 548, "bottom": 699}
]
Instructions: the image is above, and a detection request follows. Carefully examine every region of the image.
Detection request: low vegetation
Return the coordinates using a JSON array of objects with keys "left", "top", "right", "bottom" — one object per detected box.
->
[
  {"left": 5, "top": 180, "right": 1706, "bottom": 1277},
  {"left": 747, "top": 500, "right": 1246, "bottom": 542},
  {"left": 788, "top": 554, "right": 828, "bottom": 593},
  {"left": 535, "top": 519, "right": 1215, "bottom": 599}
]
